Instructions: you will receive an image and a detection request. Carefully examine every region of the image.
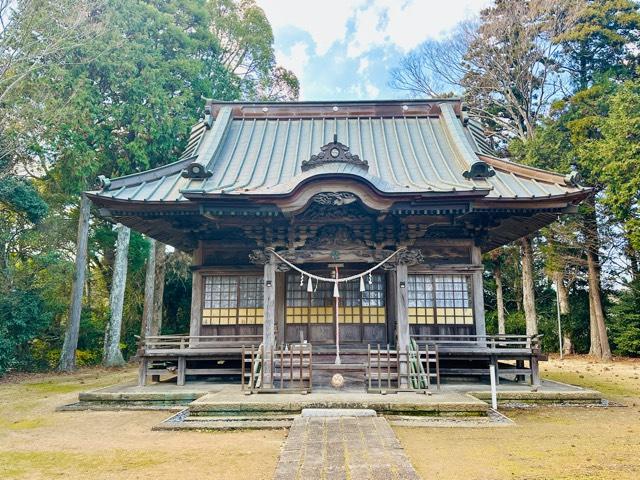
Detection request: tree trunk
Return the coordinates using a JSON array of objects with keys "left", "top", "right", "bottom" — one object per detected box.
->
[
  {"left": 58, "top": 195, "right": 91, "bottom": 372},
  {"left": 103, "top": 224, "right": 130, "bottom": 366},
  {"left": 587, "top": 249, "right": 612, "bottom": 360},
  {"left": 521, "top": 236, "right": 537, "bottom": 336},
  {"left": 151, "top": 242, "right": 166, "bottom": 336},
  {"left": 140, "top": 239, "right": 156, "bottom": 339},
  {"left": 562, "top": 333, "right": 574, "bottom": 356},
  {"left": 494, "top": 264, "right": 506, "bottom": 335},
  {"left": 582, "top": 198, "right": 611, "bottom": 360},
  {"left": 552, "top": 270, "right": 570, "bottom": 315},
  {"left": 588, "top": 290, "right": 602, "bottom": 357}
]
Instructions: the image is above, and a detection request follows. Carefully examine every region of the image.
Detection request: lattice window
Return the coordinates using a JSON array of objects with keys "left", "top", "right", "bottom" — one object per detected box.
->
[
  {"left": 408, "top": 274, "right": 473, "bottom": 325},
  {"left": 202, "top": 275, "right": 264, "bottom": 325},
  {"left": 286, "top": 273, "right": 386, "bottom": 324}
]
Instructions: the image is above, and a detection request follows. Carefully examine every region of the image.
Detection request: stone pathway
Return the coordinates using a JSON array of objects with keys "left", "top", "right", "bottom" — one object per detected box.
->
[{"left": 274, "top": 414, "right": 420, "bottom": 480}]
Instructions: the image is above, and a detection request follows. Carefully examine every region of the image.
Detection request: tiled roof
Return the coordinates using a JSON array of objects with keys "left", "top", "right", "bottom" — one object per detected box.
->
[{"left": 90, "top": 100, "right": 587, "bottom": 203}]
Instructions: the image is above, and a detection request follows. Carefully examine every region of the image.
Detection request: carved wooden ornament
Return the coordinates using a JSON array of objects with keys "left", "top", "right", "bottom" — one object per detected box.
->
[{"left": 301, "top": 136, "right": 369, "bottom": 172}]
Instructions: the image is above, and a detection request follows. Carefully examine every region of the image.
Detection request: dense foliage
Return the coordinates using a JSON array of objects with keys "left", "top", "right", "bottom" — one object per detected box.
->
[
  {"left": 0, "top": 0, "right": 297, "bottom": 374},
  {"left": 392, "top": 0, "right": 640, "bottom": 357},
  {"left": 2, "top": 0, "right": 639, "bottom": 375}
]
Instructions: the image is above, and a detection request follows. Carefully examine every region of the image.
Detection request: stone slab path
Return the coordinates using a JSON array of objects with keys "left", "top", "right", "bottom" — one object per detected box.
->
[{"left": 274, "top": 415, "right": 420, "bottom": 480}]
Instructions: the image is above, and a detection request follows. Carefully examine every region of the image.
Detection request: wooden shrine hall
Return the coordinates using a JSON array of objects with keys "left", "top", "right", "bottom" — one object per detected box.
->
[{"left": 87, "top": 99, "right": 589, "bottom": 392}]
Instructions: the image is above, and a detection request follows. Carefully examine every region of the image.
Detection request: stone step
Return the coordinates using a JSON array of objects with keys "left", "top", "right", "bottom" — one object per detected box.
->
[
  {"left": 154, "top": 418, "right": 292, "bottom": 431},
  {"left": 183, "top": 414, "right": 296, "bottom": 422},
  {"left": 301, "top": 408, "right": 376, "bottom": 417}
]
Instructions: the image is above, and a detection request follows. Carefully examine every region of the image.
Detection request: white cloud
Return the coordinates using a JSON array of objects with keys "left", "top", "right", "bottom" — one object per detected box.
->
[
  {"left": 347, "top": 0, "right": 490, "bottom": 58},
  {"left": 255, "top": 0, "right": 490, "bottom": 101},
  {"left": 275, "top": 41, "right": 310, "bottom": 98},
  {"left": 364, "top": 81, "right": 380, "bottom": 98},
  {"left": 276, "top": 41, "right": 310, "bottom": 77},
  {"left": 357, "top": 57, "right": 369, "bottom": 75},
  {"left": 256, "top": 0, "right": 367, "bottom": 55}
]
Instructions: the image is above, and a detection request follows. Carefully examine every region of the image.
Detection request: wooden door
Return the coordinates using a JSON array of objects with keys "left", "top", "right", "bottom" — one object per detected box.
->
[{"left": 284, "top": 272, "right": 387, "bottom": 345}]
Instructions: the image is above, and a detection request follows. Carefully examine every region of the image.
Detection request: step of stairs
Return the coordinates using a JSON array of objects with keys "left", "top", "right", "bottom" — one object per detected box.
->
[{"left": 153, "top": 409, "right": 295, "bottom": 431}]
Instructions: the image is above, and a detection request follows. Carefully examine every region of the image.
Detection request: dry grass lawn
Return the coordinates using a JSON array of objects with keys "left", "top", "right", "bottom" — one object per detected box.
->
[
  {"left": 396, "top": 355, "right": 640, "bottom": 480},
  {"left": 0, "top": 367, "right": 285, "bottom": 480},
  {"left": 1, "top": 357, "right": 639, "bottom": 479}
]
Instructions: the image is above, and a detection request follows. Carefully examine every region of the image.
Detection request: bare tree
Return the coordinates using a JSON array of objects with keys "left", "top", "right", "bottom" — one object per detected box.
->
[
  {"left": 390, "top": 1, "right": 581, "bottom": 144},
  {"left": 389, "top": 21, "right": 474, "bottom": 97}
]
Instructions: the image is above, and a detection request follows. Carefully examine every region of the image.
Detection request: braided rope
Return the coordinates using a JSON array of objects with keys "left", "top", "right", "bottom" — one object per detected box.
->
[{"left": 265, "top": 247, "right": 406, "bottom": 283}]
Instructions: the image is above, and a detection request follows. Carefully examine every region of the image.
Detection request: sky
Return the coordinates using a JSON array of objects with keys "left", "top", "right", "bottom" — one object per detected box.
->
[{"left": 255, "top": 0, "right": 491, "bottom": 101}]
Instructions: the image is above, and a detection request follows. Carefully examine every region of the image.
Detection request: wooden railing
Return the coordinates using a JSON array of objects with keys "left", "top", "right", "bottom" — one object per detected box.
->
[
  {"left": 366, "top": 343, "right": 440, "bottom": 393},
  {"left": 138, "top": 334, "right": 263, "bottom": 352},
  {"left": 411, "top": 334, "right": 543, "bottom": 385},
  {"left": 411, "top": 334, "right": 542, "bottom": 351},
  {"left": 242, "top": 343, "right": 313, "bottom": 394}
]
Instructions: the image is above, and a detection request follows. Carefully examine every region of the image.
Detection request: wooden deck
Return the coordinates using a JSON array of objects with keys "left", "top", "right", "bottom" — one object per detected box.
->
[{"left": 136, "top": 333, "right": 543, "bottom": 388}]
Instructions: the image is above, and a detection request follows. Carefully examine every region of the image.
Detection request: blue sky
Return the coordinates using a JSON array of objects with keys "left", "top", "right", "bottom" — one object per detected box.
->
[{"left": 256, "top": 0, "right": 490, "bottom": 101}]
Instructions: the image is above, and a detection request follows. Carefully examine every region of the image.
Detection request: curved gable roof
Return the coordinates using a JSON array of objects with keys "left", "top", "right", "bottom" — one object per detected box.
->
[{"left": 89, "top": 99, "right": 588, "bottom": 204}]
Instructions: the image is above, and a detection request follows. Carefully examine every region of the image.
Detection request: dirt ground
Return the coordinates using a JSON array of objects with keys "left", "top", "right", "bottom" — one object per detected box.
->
[
  {"left": 396, "top": 355, "right": 640, "bottom": 480},
  {"left": 0, "top": 367, "right": 285, "bottom": 480},
  {"left": 1, "top": 357, "right": 639, "bottom": 480}
]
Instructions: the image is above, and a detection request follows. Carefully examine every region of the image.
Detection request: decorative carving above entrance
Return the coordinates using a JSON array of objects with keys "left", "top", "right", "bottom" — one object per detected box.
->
[
  {"left": 304, "top": 225, "right": 367, "bottom": 251},
  {"left": 396, "top": 249, "right": 425, "bottom": 266},
  {"left": 296, "top": 195, "right": 371, "bottom": 221},
  {"left": 248, "top": 249, "right": 290, "bottom": 271},
  {"left": 378, "top": 248, "right": 425, "bottom": 270},
  {"left": 301, "top": 135, "right": 369, "bottom": 172},
  {"left": 248, "top": 249, "right": 269, "bottom": 265},
  {"left": 312, "top": 192, "right": 357, "bottom": 206}
]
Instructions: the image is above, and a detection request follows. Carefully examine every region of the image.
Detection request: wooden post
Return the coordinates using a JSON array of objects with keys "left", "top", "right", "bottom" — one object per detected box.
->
[
  {"left": 103, "top": 223, "right": 130, "bottom": 366},
  {"left": 262, "top": 253, "right": 276, "bottom": 386},
  {"left": 141, "top": 239, "right": 156, "bottom": 339},
  {"left": 521, "top": 236, "right": 538, "bottom": 337},
  {"left": 494, "top": 264, "right": 506, "bottom": 335},
  {"left": 471, "top": 245, "right": 487, "bottom": 345},
  {"left": 59, "top": 194, "right": 91, "bottom": 372},
  {"left": 396, "top": 262, "right": 409, "bottom": 387},
  {"left": 177, "top": 356, "right": 186, "bottom": 386},
  {"left": 531, "top": 356, "right": 540, "bottom": 386},
  {"left": 189, "top": 244, "right": 204, "bottom": 345},
  {"left": 138, "top": 357, "right": 147, "bottom": 387}
]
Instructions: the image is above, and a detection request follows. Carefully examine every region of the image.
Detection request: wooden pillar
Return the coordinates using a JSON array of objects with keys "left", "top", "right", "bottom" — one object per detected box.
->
[
  {"left": 262, "top": 253, "right": 276, "bottom": 385},
  {"left": 395, "top": 263, "right": 409, "bottom": 387},
  {"left": 189, "top": 245, "right": 204, "bottom": 342},
  {"left": 471, "top": 245, "right": 487, "bottom": 341},
  {"left": 59, "top": 194, "right": 91, "bottom": 372},
  {"left": 275, "top": 271, "right": 286, "bottom": 345},
  {"left": 177, "top": 356, "right": 186, "bottom": 386},
  {"left": 103, "top": 223, "right": 130, "bottom": 367},
  {"left": 189, "top": 271, "right": 202, "bottom": 339},
  {"left": 138, "top": 357, "right": 148, "bottom": 386}
]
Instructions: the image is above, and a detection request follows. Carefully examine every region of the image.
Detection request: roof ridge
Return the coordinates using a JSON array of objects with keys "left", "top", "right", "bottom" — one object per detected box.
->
[{"left": 478, "top": 154, "right": 572, "bottom": 185}]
